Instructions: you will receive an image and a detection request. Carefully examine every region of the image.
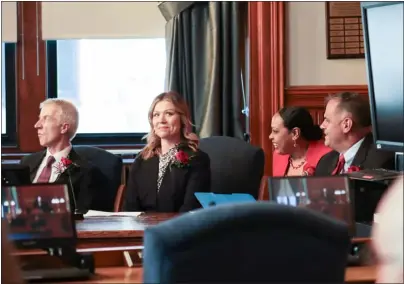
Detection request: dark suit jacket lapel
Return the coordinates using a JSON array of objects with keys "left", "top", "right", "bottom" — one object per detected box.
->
[
  {"left": 351, "top": 133, "right": 373, "bottom": 168},
  {"left": 29, "top": 151, "right": 46, "bottom": 182},
  {"left": 326, "top": 151, "right": 340, "bottom": 175},
  {"left": 54, "top": 148, "right": 82, "bottom": 183}
]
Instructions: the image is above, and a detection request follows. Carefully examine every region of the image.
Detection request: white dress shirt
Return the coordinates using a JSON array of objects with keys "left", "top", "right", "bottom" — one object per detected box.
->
[
  {"left": 341, "top": 137, "right": 365, "bottom": 173},
  {"left": 33, "top": 145, "right": 72, "bottom": 183}
]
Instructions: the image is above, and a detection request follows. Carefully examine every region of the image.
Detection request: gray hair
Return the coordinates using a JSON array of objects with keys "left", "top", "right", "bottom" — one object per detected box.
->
[{"left": 40, "top": 98, "right": 79, "bottom": 140}]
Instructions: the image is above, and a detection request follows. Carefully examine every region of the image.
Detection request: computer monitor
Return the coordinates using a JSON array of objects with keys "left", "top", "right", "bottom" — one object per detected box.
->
[
  {"left": 1, "top": 183, "right": 77, "bottom": 249},
  {"left": 361, "top": 2, "right": 404, "bottom": 153},
  {"left": 268, "top": 175, "right": 355, "bottom": 236},
  {"left": 1, "top": 164, "right": 31, "bottom": 186}
]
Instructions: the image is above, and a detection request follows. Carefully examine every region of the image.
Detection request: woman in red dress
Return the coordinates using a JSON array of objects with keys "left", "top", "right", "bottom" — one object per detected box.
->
[{"left": 269, "top": 106, "right": 331, "bottom": 177}]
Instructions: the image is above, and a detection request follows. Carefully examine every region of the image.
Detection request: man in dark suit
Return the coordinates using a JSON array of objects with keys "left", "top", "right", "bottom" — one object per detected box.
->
[
  {"left": 315, "top": 92, "right": 395, "bottom": 176},
  {"left": 20, "top": 99, "right": 98, "bottom": 213}
]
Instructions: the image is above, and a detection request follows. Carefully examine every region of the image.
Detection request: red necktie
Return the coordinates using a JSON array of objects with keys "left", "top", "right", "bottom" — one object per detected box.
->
[
  {"left": 36, "top": 156, "right": 56, "bottom": 183},
  {"left": 331, "top": 155, "right": 345, "bottom": 175}
]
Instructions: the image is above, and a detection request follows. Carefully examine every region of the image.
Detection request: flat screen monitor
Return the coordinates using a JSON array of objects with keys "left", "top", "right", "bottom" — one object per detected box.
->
[
  {"left": 1, "top": 164, "right": 31, "bottom": 186},
  {"left": 268, "top": 175, "right": 355, "bottom": 236},
  {"left": 1, "top": 183, "right": 77, "bottom": 249},
  {"left": 361, "top": 2, "right": 404, "bottom": 152}
]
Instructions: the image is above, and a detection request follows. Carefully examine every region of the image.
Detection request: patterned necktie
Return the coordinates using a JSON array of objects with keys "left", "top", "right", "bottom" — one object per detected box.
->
[
  {"left": 36, "top": 156, "right": 56, "bottom": 183},
  {"left": 332, "top": 155, "right": 346, "bottom": 175}
]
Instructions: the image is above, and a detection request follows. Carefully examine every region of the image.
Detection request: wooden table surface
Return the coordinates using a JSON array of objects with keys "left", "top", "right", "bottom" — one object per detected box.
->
[
  {"left": 74, "top": 213, "right": 177, "bottom": 248},
  {"left": 53, "top": 265, "right": 377, "bottom": 284}
]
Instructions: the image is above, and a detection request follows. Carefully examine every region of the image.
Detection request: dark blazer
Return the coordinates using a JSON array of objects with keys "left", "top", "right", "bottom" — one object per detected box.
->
[
  {"left": 123, "top": 148, "right": 211, "bottom": 213},
  {"left": 315, "top": 133, "right": 395, "bottom": 176},
  {"left": 20, "top": 148, "right": 99, "bottom": 213}
]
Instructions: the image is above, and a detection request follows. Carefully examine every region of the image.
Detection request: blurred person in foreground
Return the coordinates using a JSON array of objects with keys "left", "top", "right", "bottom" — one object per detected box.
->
[
  {"left": 372, "top": 175, "right": 403, "bottom": 283},
  {"left": 20, "top": 99, "right": 99, "bottom": 214},
  {"left": 269, "top": 106, "right": 331, "bottom": 176},
  {"left": 2, "top": 221, "right": 24, "bottom": 284},
  {"left": 123, "top": 91, "right": 211, "bottom": 212},
  {"left": 315, "top": 92, "right": 395, "bottom": 175}
]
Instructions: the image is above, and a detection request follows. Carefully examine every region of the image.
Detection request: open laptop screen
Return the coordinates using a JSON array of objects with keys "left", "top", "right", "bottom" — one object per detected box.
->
[
  {"left": 268, "top": 175, "right": 355, "bottom": 234},
  {"left": 1, "top": 183, "right": 76, "bottom": 248}
]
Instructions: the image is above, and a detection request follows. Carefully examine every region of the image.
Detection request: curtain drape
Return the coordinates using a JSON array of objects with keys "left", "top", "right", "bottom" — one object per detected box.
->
[{"left": 161, "top": 1, "right": 245, "bottom": 139}]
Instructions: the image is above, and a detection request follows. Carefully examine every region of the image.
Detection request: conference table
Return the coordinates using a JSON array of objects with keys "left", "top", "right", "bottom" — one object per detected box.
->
[{"left": 15, "top": 213, "right": 377, "bottom": 283}]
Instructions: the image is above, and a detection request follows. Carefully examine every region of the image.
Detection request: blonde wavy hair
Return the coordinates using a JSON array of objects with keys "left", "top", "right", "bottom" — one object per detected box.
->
[{"left": 140, "top": 91, "right": 199, "bottom": 159}]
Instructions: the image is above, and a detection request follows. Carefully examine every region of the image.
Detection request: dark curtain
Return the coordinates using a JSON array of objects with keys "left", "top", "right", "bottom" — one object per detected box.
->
[{"left": 159, "top": 1, "right": 245, "bottom": 139}]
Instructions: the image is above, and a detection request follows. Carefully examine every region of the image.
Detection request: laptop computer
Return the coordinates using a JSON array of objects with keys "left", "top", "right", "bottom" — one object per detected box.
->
[
  {"left": 267, "top": 175, "right": 368, "bottom": 238},
  {"left": 1, "top": 183, "right": 93, "bottom": 282}
]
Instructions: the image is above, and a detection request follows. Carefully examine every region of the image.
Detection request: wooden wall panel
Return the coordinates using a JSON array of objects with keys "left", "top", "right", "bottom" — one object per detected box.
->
[
  {"left": 285, "top": 85, "right": 369, "bottom": 124},
  {"left": 2, "top": 2, "right": 46, "bottom": 154},
  {"left": 249, "top": 2, "right": 285, "bottom": 176}
]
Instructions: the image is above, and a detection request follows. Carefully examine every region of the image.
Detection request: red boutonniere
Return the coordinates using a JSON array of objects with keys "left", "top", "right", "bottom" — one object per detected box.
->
[
  {"left": 171, "top": 146, "right": 196, "bottom": 169},
  {"left": 347, "top": 165, "right": 361, "bottom": 173},
  {"left": 303, "top": 164, "right": 315, "bottom": 176},
  {"left": 54, "top": 157, "right": 79, "bottom": 174}
]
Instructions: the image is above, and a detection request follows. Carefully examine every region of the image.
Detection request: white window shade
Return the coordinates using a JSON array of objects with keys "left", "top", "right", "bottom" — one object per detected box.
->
[
  {"left": 41, "top": 2, "right": 166, "bottom": 40},
  {"left": 1, "top": 2, "right": 18, "bottom": 43}
]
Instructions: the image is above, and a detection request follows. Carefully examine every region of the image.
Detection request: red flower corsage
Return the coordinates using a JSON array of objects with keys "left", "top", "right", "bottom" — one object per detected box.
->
[
  {"left": 175, "top": 150, "right": 189, "bottom": 165},
  {"left": 54, "top": 157, "right": 78, "bottom": 174},
  {"left": 171, "top": 148, "right": 195, "bottom": 169},
  {"left": 347, "top": 165, "right": 361, "bottom": 173},
  {"left": 303, "top": 164, "right": 315, "bottom": 176},
  {"left": 61, "top": 157, "right": 73, "bottom": 167}
]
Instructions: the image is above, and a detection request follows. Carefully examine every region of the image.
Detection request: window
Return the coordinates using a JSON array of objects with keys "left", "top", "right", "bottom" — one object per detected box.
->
[
  {"left": 1, "top": 43, "right": 17, "bottom": 145},
  {"left": 46, "top": 39, "right": 166, "bottom": 145}
]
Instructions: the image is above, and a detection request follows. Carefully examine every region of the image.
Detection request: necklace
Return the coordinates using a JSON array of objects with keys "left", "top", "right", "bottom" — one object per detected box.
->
[{"left": 289, "top": 157, "right": 306, "bottom": 169}]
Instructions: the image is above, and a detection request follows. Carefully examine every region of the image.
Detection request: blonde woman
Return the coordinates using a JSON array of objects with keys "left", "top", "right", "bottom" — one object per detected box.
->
[{"left": 123, "top": 92, "right": 211, "bottom": 212}]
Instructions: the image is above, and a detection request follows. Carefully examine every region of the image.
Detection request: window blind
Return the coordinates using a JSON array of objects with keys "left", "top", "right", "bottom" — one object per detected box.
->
[
  {"left": 41, "top": 2, "right": 166, "bottom": 40},
  {"left": 1, "top": 2, "right": 18, "bottom": 43}
]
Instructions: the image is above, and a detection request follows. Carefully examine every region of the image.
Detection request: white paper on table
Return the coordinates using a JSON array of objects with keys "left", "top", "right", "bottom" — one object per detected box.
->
[{"left": 84, "top": 210, "right": 143, "bottom": 218}]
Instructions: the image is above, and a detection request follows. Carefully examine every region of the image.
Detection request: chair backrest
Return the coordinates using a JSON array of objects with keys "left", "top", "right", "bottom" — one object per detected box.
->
[
  {"left": 74, "top": 146, "right": 123, "bottom": 211},
  {"left": 143, "top": 202, "right": 351, "bottom": 283},
  {"left": 198, "top": 136, "right": 265, "bottom": 198}
]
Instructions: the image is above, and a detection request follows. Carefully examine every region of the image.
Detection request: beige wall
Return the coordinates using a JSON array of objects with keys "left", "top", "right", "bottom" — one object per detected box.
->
[{"left": 287, "top": 2, "right": 368, "bottom": 86}]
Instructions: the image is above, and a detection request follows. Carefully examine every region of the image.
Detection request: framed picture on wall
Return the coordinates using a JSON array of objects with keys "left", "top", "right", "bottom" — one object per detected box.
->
[{"left": 326, "top": 1, "right": 365, "bottom": 59}]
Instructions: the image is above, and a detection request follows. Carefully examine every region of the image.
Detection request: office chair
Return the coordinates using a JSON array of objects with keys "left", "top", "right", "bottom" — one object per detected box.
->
[
  {"left": 74, "top": 146, "right": 123, "bottom": 211},
  {"left": 198, "top": 136, "right": 265, "bottom": 199},
  {"left": 143, "top": 202, "right": 351, "bottom": 283}
]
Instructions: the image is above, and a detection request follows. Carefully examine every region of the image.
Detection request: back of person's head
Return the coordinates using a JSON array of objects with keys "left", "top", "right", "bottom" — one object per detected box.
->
[
  {"left": 326, "top": 92, "right": 371, "bottom": 130},
  {"left": 39, "top": 98, "right": 79, "bottom": 140},
  {"left": 278, "top": 106, "right": 323, "bottom": 141},
  {"left": 372, "top": 175, "right": 403, "bottom": 283},
  {"left": 141, "top": 91, "right": 199, "bottom": 159}
]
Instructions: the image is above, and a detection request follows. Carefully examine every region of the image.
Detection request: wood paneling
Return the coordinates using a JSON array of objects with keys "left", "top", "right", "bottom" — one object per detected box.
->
[
  {"left": 2, "top": 2, "right": 46, "bottom": 154},
  {"left": 249, "top": 2, "right": 285, "bottom": 176},
  {"left": 285, "top": 85, "right": 369, "bottom": 124}
]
